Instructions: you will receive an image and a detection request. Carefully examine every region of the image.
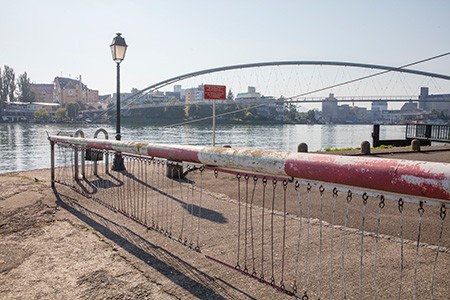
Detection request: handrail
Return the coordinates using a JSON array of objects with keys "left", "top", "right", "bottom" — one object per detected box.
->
[
  {"left": 406, "top": 124, "right": 450, "bottom": 142},
  {"left": 48, "top": 135, "right": 450, "bottom": 201}
]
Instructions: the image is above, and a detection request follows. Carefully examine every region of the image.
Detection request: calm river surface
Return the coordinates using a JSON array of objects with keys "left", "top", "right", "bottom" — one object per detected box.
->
[{"left": 0, "top": 122, "right": 407, "bottom": 174}]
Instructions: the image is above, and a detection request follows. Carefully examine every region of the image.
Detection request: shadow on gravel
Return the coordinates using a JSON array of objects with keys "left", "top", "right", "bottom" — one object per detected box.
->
[
  {"left": 53, "top": 187, "right": 251, "bottom": 299},
  {"left": 76, "top": 171, "right": 228, "bottom": 225}
]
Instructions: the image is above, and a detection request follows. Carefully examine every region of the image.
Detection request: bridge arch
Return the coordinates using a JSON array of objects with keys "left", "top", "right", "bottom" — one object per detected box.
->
[
  {"left": 128, "top": 60, "right": 450, "bottom": 102},
  {"left": 92, "top": 59, "right": 450, "bottom": 121}
]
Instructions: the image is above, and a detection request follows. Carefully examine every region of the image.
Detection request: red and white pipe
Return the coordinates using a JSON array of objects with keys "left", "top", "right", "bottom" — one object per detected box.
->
[{"left": 49, "top": 135, "right": 450, "bottom": 201}]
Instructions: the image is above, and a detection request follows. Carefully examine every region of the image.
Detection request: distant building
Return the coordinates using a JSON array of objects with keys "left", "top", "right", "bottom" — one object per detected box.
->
[
  {"left": 235, "top": 87, "right": 284, "bottom": 121},
  {"left": 337, "top": 104, "right": 352, "bottom": 122},
  {"left": 54, "top": 76, "right": 99, "bottom": 105},
  {"left": 400, "top": 102, "right": 418, "bottom": 111},
  {"left": 1, "top": 102, "right": 60, "bottom": 122},
  {"left": 173, "top": 85, "right": 185, "bottom": 99},
  {"left": 255, "top": 97, "right": 284, "bottom": 121},
  {"left": 380, "top": 109, "right": 423, "bottom": 124},
  {"left": 185, "top": 85, "right": 204, "bottom": 103},
  {"left": 371, "top": 100, "right": 388, "bottom": 122},
  {"left": 321, "top": 93, "right": 339, "bottom": 122},
  {"left": 418, "top": 87, "right": 450, "bottom": 114},
  {"left": 236, "top": 86, "right": 261, "bottom": 100},
  {"left": 165, "top": 91, "right": 181, "bottom": 101},
  {"left": 371, "top": 100, "right": 388, "bottom": 112},
  {"left": 98, "top": 95, "right": 112, "bottom": 109},
  {"left": 112, "top": 92, "right": 132, "bottom": 104},
  {"left": 30, "top": 83, "right": 55, "bottom": 103}
]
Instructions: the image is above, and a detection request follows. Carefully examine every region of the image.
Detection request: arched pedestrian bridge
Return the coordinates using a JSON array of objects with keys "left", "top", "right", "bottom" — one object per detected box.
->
[{"left": 87, "top": 59, "right": 450, "bottom": 122}]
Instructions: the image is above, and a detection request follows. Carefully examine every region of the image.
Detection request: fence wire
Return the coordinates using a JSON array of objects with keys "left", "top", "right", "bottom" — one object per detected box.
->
[{"left": 52, "top": 142, "right": 449, "bottom": 299}]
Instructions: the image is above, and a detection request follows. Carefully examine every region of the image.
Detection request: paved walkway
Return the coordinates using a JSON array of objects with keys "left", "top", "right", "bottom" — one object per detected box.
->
[{"left": 322, "top": 145, "right": 450, "bottom": 163}]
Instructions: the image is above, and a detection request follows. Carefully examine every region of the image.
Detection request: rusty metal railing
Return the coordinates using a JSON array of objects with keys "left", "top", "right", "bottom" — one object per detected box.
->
[{"left": 49, "top": 132, "right": 449, "bottom": 299}]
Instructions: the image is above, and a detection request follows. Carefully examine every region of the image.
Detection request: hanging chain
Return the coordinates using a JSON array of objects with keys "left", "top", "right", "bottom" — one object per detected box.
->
[
  {"left": 293, "top": 181, "right": 302, "bottom": 294},
  {"left": 305, "top": 183, "right": 312, "bottom": 296},
  {"left": 189, "top": 165, "right": 195, "bottom": 248},
  {"left": 439, "top": 204, "right": 446, "bottom": 220},
  {"left": 161, "top": 161, "right": 167, "bottom": 235},
  {"left": 195, "top": 166, "right": 204, "bottom": 252},
  {"left": 398, "top": 198, "right": 404, "bottom": 213},
  {"left": 270, "top": 178, "right": 277, "bottom": 285},
  {"left": 260, "top": 177, "right": 267, "bottom": 281},
  {"left": 144, "top": 160, "right": 149, "bottom": 227},
  {"left": 280, "top": 179, "right": 288, "bottom": 290},
  {"left": 412, "top": 201, "right": 425, "bottom": 300},
  {"left": 372, "top": 195, "right": 385, "bottom": 298},
  {"left": 169, "top": 162, "right": 175, "bottom": 236},
  {"left": 360, "top": 192, "right": 369, "bottom": 298},
  {"left": 431, "top": 204, "right": 446, "bottom": 299},
  {"left": 347, "top": 190, "right": 353, "bottom": 203},
  {"left": 177, "top": 162, "right": 184, "bottom": 236},
  {"left": 318, "top": 185, "right": 325, "bottom": 299},
  {"left": 156, "top": 160, "right": 162, "bottom": 231},
  {"left": 244, "top": 174, "right": 250, "bottom": 273},
  {"left": 151, "top": 159, "right": 156, "bottom": 228},
  {"left": 329, "top": 187, "right": 338, "bottom": 298},
  {"left": 250, "top": 175, "right": 258, "bottom": 276},
  {"left": 398, "top": 198, "right": 404, "bottom": 299},
  {"left": 236, "top": 173, "right": 242, "bottom": 270},
  {"left": 341, "top": 189, "right": 352, "bottom": 299}
]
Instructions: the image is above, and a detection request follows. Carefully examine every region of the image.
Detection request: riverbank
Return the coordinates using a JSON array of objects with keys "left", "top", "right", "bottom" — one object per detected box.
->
[{"left": 1, "top": 148, "right": 449, "bottom": 299}]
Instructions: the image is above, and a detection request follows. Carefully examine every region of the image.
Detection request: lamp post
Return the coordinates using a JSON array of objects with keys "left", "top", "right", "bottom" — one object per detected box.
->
[{"left": 110, "top": 33, "right": 128, "bottom": 171}]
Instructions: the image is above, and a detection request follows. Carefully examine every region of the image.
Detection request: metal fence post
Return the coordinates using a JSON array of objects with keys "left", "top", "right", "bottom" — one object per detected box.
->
[
  {"left": 50, "top": 141, "right": 55, "bottom": 188},
  {"left": 74, "top": 129, "right": 85, "bottom": 179}
]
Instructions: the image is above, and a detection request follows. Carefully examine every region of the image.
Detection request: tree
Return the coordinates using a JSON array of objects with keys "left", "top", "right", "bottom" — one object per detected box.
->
[
  {"left": 17, "top": 72, "right": 35, "bottom": 102},
  {"left": 167, "top": 97, "right": 180, "bottom": 104},
  {"left": 65, "top": 102, "right": 79, "bottom": 120},
  {"left": 306, "top": 110, "right": 317, "bottom": 123},
  {"left": 3, "top": 66, "right": 16, "bottom": 102},
  {"left": 0, "top": 71, "right": 3, "bottom": 110},
  {"left": 185, "top": 103, "right": 212, "bottom": 120},
  {"left": 163, "top": 105, "right": 185, "bottom": 120},
  {"left": 244, "top": 111, "right": 254, "bottom": 120},
  {"left": 34, "top": 107, "right": 50, "bottom": 120},
  {"left": 55, "top": 107, "right": 68, "bottom": 121},
  {"left": 0, "top": 67, "right": 8, "bottom": 106},
  {"left": 284, "top": 103, "right": 298, "bottom": 122},
  {"left": 227, "top": 89, "right": 234, "bottom": 100}
]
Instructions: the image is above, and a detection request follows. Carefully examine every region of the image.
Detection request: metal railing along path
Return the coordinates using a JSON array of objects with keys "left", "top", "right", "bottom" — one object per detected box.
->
[{"left": 406, "top": 124, "right": 450, "bottom": 143}]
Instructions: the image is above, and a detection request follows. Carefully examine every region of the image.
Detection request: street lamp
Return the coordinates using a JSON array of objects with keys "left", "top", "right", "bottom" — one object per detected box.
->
[{"left": 110, "top": 33, "right": 128, "bottom": 171}]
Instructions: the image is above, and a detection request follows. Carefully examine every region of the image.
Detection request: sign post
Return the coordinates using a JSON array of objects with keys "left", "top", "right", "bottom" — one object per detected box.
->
[{"left": 204, "top": 84, "right": 226, "bottom": 146}]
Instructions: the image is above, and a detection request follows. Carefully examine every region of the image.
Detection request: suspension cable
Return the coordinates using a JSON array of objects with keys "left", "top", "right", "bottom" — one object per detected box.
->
[{"left": 159, "top": 52, "right": 450, "bottom": 128}]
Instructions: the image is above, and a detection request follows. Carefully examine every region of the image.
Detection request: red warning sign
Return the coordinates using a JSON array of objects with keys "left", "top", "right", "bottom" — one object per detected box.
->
[{"left": 204, "top": 84, "right": 226, "bottom": 100}]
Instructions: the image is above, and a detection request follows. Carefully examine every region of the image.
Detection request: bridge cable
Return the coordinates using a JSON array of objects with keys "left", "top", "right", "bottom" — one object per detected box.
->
[
  {"left": 92, "top": 52, "right": 450, "bottom": 123},
  {"left": 160, "top": 51, "right": 450, "bottom": 128}
]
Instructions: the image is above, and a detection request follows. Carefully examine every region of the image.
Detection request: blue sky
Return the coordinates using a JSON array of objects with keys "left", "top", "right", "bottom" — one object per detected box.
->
[{"left": 1, "top": 0, "right": 449, "bottom": 100}]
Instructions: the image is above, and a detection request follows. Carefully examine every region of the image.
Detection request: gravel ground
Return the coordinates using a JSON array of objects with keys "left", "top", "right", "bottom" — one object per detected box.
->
[
  {"left": 0, "top": 170, "right": 287, "bottom": 299},
  {"left": 1, "top": 147, "right": 449, "bottom": 299}
]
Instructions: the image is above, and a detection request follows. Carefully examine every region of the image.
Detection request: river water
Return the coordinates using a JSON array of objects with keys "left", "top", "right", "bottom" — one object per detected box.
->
[{"left": 0, "top": 122, "right": 407, "bottom": 174}]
